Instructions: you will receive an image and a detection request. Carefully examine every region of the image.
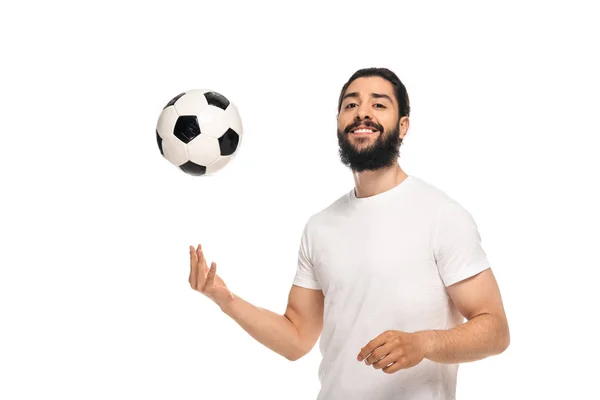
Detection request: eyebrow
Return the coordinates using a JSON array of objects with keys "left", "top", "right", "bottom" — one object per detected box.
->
[{"left": 343, "top": 92, "right": 394, "bottom": 104}]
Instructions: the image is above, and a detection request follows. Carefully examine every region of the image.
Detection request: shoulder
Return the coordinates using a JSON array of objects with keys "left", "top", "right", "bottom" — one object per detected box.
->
[
  {"left": 311, "top": 190, "right": 351, "bottom": 220},
  {"left": 405, "top": 176, "right": 479, "bottom": 230},
  {"left": 301, "top": 189, "right": 353, "bottom": 234},
  {"left": 407, "top": 175, "right": 448, "bottom": 199},
  {"left": 411, "top": 178, "right": 482, "bottom": 242},
  {"left": 405, "top": 175, "right": 457, "bottom": 210}
]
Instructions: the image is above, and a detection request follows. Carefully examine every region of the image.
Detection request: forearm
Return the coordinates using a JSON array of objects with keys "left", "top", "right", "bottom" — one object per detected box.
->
[
  {"left": 220, "top": 293, "right": 302, "bottom": 361},
  {"left": 418, "top": 313, "right": 510, "bottom": 364}
]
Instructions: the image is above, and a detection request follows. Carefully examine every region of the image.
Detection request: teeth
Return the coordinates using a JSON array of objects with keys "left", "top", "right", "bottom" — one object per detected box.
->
[{"left": 354, "top": 128, "right": 375, "bottom": 133}]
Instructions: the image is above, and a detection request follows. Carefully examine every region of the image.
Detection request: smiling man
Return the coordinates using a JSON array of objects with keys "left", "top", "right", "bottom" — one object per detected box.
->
[
  {"left": 292, "top": 67, "right": 510, "bottom": 399},
  {"left": 189, "top": 67, "right": 510, "bottom": 400}
]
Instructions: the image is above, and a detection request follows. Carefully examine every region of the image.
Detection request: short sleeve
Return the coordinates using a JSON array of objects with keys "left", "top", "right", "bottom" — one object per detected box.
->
[
  {"left": 432, "top": 200, "right": 490, "bottom": 287},
  {"left": 292, "top": 222, "right": 322, "bottom": 290}
]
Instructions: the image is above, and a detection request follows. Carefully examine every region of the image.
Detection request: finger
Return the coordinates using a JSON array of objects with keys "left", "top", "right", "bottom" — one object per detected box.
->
[
  {"left": 366, "top": 342, "right": 395, "bottom": 367},
  {"left": 197, "top": 246, "right": 209, "bottom": 273},
  {"left": 196, "top": 248, "right": 207, "bottom": 290},
  {"left": 204, "top": 262, "right": 217, "bottom": 289},
  {"left": 189, "top": 245, "right": 198, "bottom": 288},
  {"left": 382, "top": 357, "right": 405, "bottom": 374},
  {"left": 358, "top": 336, "right": 387, "bottom": 362},
  {"left": 370, "top": 346, "right": 399, "bottom": 370}
]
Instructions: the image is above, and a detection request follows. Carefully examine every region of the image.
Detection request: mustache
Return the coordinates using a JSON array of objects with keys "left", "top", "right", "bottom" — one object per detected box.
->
[{"left": 344, "top": 119, "right": 383, "bottom": 134}]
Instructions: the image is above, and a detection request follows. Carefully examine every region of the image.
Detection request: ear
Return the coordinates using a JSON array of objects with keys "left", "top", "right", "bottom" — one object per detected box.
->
[{"left": 399, "top": 116, "right": 410, "bottom": 139}]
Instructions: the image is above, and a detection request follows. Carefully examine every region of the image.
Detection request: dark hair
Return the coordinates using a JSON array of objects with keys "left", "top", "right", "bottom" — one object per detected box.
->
[{"left": 337, "top": 67, "right": 410, "bottom": 118}]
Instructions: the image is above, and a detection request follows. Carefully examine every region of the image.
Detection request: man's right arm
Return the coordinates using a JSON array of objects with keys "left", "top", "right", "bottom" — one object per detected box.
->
[{"left": 220, "top": 285, "right": 324, "bottom": 361}]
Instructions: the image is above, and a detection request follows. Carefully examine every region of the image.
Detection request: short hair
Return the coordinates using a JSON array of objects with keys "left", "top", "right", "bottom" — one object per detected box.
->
[{"left": 337, "top": 67, "right": 410, "bottom": 118}]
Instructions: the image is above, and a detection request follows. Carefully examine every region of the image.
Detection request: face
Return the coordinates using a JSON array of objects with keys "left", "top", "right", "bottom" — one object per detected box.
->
[{"left": 337, "top": 76, "right": 409, "bottom": 172}]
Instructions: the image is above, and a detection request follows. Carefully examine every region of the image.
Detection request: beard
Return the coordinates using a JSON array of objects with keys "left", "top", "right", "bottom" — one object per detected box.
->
[{"left": 337, "top": 120, "right": 403, "bottom": 172}]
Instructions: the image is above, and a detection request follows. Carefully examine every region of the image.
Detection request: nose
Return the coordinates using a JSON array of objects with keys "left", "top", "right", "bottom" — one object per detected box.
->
[{"left": 356, "top": 103, "right": 372, "bottom": 120}]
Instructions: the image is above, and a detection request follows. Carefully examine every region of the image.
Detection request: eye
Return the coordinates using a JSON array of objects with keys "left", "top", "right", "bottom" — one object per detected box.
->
[
  {"left": 345, "top": 103, "right": 357, "bottom": 109},
  {"left": 374, "top": 103, "right": 386, "bottom": 109}
]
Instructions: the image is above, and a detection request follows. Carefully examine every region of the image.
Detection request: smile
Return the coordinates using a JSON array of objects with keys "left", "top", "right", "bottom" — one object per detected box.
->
[{"left": 350, "top": 127, "right": 379, "bottom": 135}]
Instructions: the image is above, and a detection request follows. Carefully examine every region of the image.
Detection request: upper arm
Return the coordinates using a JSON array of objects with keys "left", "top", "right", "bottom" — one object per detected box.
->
[
  {"left": 284, "top": 284, "right": 324, "bottom": 360},
  {"left": 446, "top": 268, "right": 509, "bottom": 336},
  {"left": 433, "top": 199, "right": 490, "bottom": 287}
]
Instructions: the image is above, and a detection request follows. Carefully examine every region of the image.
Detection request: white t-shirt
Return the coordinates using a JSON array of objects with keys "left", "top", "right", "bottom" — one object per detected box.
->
[{"left": 293, "top": 175, "right": 490, "bottom": 400}]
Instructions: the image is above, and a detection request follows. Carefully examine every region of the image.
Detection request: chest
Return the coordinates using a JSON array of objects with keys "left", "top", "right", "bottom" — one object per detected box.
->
[{"left": 311, "top": 211, "right": 438, "bottom": 296}]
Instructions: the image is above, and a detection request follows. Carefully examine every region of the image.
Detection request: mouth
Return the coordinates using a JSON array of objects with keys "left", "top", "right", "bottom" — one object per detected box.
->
[{"left": 350, "top": 126, "right": 379, "bottom": 135}]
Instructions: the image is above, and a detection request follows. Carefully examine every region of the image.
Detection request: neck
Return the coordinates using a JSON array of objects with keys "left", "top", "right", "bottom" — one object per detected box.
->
[{"left": 352, "top": 162, "right": 408, "bottom": 199}]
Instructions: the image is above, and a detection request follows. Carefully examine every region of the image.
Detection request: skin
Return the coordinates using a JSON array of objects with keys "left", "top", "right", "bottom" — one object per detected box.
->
[
  {"left": 356, "top": 268, "right": 510, "bottom": 373},
  {"left": 337, "top": 75, "right": 411, "bottom": 197},
  {"left": 189, "top": 75, "right": 510, "bottom": 371},
  {"left": 188, "top": 244, "right": 233, "bottom": 308},
  {"left": 189, "top": 244, "right": 323, "bottom": 361}
]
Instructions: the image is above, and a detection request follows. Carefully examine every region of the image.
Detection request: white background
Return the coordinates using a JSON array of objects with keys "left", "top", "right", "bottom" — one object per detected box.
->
[{"left": 1, "top": 1, "right": 598, "bottom": 399}]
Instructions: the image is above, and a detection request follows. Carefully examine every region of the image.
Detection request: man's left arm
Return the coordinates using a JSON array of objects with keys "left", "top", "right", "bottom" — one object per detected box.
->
[
  {"left": 358, "top": 268, "right": 510, "bottom": 372},
  {"left": 359, "top": 198, "right": 510, "bottom": 373},
  {"left": 418, "top": 267, "right": 510, "bottom": 364}
]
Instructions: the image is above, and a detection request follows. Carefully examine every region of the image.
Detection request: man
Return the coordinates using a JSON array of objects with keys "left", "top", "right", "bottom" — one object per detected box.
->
[{"left": 189, "top": 67, "right": 510, "bottom": 399}]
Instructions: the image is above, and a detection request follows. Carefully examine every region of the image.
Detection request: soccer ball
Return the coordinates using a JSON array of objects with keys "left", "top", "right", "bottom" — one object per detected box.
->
[{"left": 156, "top": 89, "right": 243, "bottom": 176}]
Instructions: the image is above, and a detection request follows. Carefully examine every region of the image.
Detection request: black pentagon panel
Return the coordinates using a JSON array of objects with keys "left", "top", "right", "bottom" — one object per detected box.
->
[
  {"left": 156, "top": 130, "right": 164, "bottom": 155},
  {"left": 218, "top": 128, "right": 239, "bottom": 156},
  {"left": 173, "top": 116, "right": 201, "bottom": 144},
  {"left": 204, "top": 91, "right": 230, "bottom": 110},
  {"left": 164, "top": 92, "right": 185, "bottom": 109},
  {"left": 180, "top": 161, "right": 207, "bottom": 176}
]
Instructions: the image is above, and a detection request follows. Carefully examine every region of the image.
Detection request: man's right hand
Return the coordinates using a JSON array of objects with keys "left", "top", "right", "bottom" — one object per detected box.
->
[
  {"left": 188, "top": 244, "right": 324, "bottom": 361},
  {"left": 189, "top": 244, "right": 234, "bottom": 309}
]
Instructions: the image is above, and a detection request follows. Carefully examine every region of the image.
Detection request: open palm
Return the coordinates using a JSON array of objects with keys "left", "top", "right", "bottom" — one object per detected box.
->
[{"left": 189, "top": 244, "right": 233, "bottom": 308}]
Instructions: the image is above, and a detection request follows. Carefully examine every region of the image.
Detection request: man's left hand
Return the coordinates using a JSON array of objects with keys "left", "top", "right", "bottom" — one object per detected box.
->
[{"left": 357, "top": 330, "right": 428, "bottom": 374}]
